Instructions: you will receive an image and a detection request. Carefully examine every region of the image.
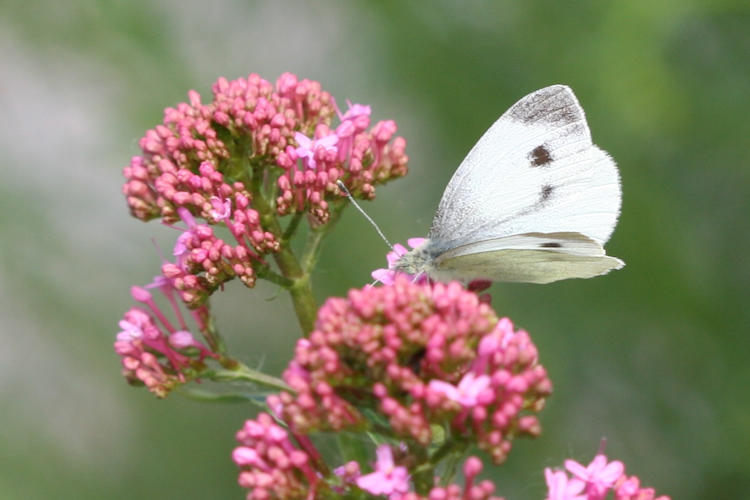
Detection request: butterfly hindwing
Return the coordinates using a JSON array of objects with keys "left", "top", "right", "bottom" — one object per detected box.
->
[{"left": 431, "top": 232, "right": 624, "bottom": 284}]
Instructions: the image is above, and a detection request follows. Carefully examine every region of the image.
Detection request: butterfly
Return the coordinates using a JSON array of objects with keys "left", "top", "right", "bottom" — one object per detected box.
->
[{"left": 394, "top": 85, "right": 623, "bottom": 284}]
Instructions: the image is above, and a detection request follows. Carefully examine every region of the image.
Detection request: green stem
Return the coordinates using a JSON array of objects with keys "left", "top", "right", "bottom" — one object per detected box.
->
[
  {"left": 301, "top": 201, "right": 346, "bottom": 273},
  {"left": 427, "top": 437, "right": 461, "bottom": 465},
  {"left": 335, "top": 432, "right": 371, "bottom": 468},
  {"left": 282, "top": 211, "right": 304, "bottom": 243},
  {"left": 255, "top": 265, "right": 295, "bottom": 288},
  {"left": 176, "top": 387, "right": 270, "bottom": 408},
  {"left": 197, "top": 303, "right": 227, "bottom": 355},
  {"left": 211, "top": 362, "right": 292, "bottom": 393},
  {"left": 409, "top": 441, "right": 434, "bottom": 495},
  {"left": 244, "top": 160, "right": 318, "bottom": 334},
  {"left": 411, "top": 436, "right": 468, "bottom": 490},
  {"left": 273, "top": 247, "right": 317, "bottom": 335}
]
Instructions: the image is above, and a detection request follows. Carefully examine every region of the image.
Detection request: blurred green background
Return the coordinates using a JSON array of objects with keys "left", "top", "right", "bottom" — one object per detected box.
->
[{"left": 1, "top": 1, "right": 749, "bottom": 498}]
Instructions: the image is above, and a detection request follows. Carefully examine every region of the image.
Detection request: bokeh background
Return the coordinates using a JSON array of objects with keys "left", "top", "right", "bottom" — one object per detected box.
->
[{"left": 2, "top": 1, "right": 749, "bottom": 498}]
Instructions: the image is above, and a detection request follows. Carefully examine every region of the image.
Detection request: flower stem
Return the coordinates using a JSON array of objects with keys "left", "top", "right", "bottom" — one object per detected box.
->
[
  {"left": 244, "top": 158, "right": 319, "bottom": 335},
  {"left": 301, "top": 201, "right": 346, "bottom": 272},
  {"left": 197, "top": 304, "right": 227, "bottom": 355},
  {"left": 255, "top": 265, "right": 295, "bottom": 288},
  {"left": 176, "top": 386, "right": 270, "bottom": 408},
  {"left": 282, "top": 211, "right": 304, "bottom": 243},
  {"left": 211, "top": 362, "right": 292, "bottom": 393}
]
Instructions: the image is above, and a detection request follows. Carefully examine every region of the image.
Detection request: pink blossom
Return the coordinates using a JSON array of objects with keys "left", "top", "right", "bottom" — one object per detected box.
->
[
  {"left": 341, "top": 101, "right": 372, "bottom": 121},
  {"left": 356, "top": 445, "right": 410, "bottom": 497},
  {"left": 162, "top": 201, "right": 279, "bottom": 305},
  {"left": 565, "top": 454, "right": 625, "bottom": 500},
  {"left": 333, "top": 461, "right": 362, "bottom": 485},
  {"left": 123, "top": 72, "right": 407, "bottom": 228},
  {"left": 545, "top": 468, "right": 586, "bottom": 500},
  {"left": 428, "top": 372, "right": 492, "bottom": 407},
  {"left": 114, "top": 278, "right": 219, "bottom": 398},
  {"left": 274, "top": 276, "right": 551, "bottom": 463},
  {"left": 614, "top": 474, "right": 671, "bottom": 500},
  {"left": 117, "top": 311, "right": 149, "bottom": 342},
  {"left": 208, "top": 196, "right": 231, "bottom": 221},
  {"left": 294, "top": 131, "right": 339, "bottom": 170},
  {"left": 371, "top": 237, "right": 427, "bottom": 285},
  {"left": 545, "top": 452, "right": 671, "bottom": 500},
  {"left": 233, "top": 412, "right": 321, "bottom": 499}
]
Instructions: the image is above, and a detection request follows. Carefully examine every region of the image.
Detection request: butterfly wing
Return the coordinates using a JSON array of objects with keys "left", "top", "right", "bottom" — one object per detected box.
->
[
  {"left": 431, "top": 232, "right": 624, "bottom": 284},
  {"left": 429, "top": 85, "right": 621, "bottom": 248}
]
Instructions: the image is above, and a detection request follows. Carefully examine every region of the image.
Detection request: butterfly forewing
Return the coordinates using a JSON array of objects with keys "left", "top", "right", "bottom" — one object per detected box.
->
[{"left": 429, "top": 85, "right": 621, "bottom": 247}]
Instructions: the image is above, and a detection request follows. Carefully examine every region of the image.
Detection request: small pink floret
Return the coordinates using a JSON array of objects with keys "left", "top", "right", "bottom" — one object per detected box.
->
[
  {"left": 429, "top": 372, "right": 492, "bottom": 407},
  {"left": 209, "top": 196, "right": 231, "bottom": 221},
  {"left": 355, "top": 445, "right": 410, "bottom": 496},
  {"left": 545, "top": 468, "right": 586, "bottom": 500},
  {"left": 565, "top": 454, "right": 624, "bottom": 500},
  {"left": 294, "top": 131, "right": 339, "bottom": 170}
]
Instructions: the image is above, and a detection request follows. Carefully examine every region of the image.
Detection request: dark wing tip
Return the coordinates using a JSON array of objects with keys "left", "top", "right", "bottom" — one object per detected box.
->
[{"left": 507, "top": 85, "right": 584, "bottom": 126}]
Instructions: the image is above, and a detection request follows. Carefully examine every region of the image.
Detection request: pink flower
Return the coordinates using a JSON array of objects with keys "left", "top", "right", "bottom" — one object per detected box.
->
[
  {"left": 371, "top": 237, "right": 427, "bottom": 285},
  {"left": 341, "top": 101, "right": 372, "bottom": 121},
  {"left": 428, "top": 372, "right": 492, "bottom": 407},
  {"left": 273, "top": 276, "right": 551, "bottom": 463},
  {"left": 208, "top": 196, "right": 231, "bottom": 221},
  {"left": 333, "top": 461, "right": 362, "bottom": 485},
  {"left": 356, "top": 445, "right": 410, "bottom": 497},
  {"left": 162, "top": 203, "right": 279, "bottom": 305},
  {"left": 124, "top": 73, "right": 407, "bottom": 229},
  {"left": 545, "top": 468, "right": 586, "bottom": 500},
  {"left": 114, "top": 278, "right": 219, "bottom": 398},
  {"left": 233, "top": 412, "right": 321, "bottom": 500},
  {"left": 614, "top": 474, "right": 671, "bottom": 500},
  {"left": 545, "top": 452, "right": 671, "bottom": 500},
  {"left": 565, "top": 454, "right": 625, "bottom": 500},
  {"left": 294, "top": 131, "right": 339, "bottom": 169}
]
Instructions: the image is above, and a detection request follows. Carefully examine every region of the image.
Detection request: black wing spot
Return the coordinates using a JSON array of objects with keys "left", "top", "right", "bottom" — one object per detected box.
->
[
  {"left": 540, "top": 184, "right": 554, "bottom": 202},
  {"left": 529, "top": 145, "right": 552, "bottom": 167},
  {"left": 540, "top": 242, "right": 562, "bottom": 248}
]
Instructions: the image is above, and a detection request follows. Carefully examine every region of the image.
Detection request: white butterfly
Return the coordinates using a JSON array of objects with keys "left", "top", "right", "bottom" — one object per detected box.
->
[{"left": 395, "top": 85, "right": 624, "bottom": 284}]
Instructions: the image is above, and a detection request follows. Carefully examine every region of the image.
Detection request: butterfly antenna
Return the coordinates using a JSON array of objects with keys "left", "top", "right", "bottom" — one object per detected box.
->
[{"left": 336, "top": 180, "right": 394, "bottom": 250}]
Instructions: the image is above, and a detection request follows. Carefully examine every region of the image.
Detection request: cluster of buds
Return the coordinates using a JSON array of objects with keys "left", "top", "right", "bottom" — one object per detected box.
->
[
  {"left": 233, "top": 435, "right": 503, "bottom": 500},
  {"left": 122, "top": 73, "right": 408, "bottom": 305},
  {"left": 163, "top": 205, "right": 278, "bottom": 306},
  {"left": 545, "top": 451, "right": 671, "bottom": 500},
  {"left": 269, "top": 276, "right": 551, "bottom": 463},
  {"left": 275, "top": 100, "right": 407, "bottom": 224},
  {"left": 349, "top": 447, "right": 503, "bottom": 500},
  {"left": 114, "top": 278, "right": 226, "bottom": 398},
  {"left": 233, "top": 412, "right": 324, "bottom": 500},
  {"left": 123, "top": 72, "right": 407, "bottom": 228}
]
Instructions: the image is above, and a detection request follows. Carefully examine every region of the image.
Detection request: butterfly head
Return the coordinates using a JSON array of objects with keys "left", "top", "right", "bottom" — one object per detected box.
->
[{"left": 393, "top": 239, "right": 439, "bottom": 276}]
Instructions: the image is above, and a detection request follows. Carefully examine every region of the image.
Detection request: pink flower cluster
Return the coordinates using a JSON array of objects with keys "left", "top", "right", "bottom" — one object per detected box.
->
[
  {"left": 545, "top": 452, "right": 670, "bottom": 500},
  {"left": 163, "top": 205, "right": 278, "bottom": 306},
  {"left": 233, "top": 412, "right": 323, "bottom": 500},
  {"left": 392, "top": 456, "right": 503, "bottom": 500},
  {"left": 234, "top": 436, "right": 503, "bottom": 500},
  {"left": 123, "top": 72, "right": 407, "bottom": 228},
  {"left": 114, "top": 280, "right": 221, "bottom": 398},
  {"left": 269, "top": 276, "right": 551, "bottom": 463},
  {"left": 275, "top": 98, "right": 408, "bottom": 225},
  {"left": 341, "top": 446, "right": 503, "bottom": 500}
]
